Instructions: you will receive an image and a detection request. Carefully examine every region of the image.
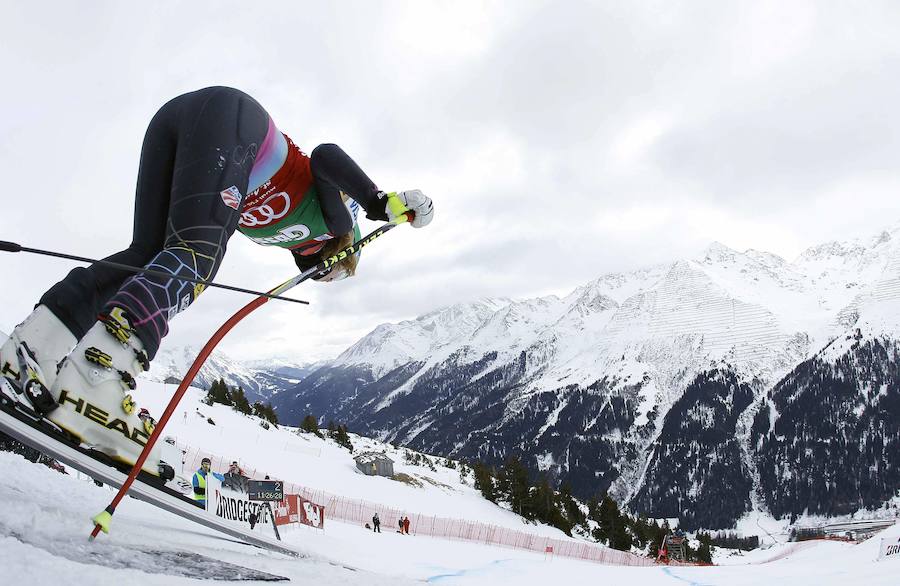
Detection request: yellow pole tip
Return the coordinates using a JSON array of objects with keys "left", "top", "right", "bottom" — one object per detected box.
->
[{"left": 91, "top": 511, "right": 112, "bottom": 534}]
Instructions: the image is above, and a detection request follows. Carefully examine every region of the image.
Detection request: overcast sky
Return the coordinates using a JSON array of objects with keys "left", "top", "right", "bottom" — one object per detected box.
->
[{"left": 2, "top": 1, "right": 900, "bottom": 362}]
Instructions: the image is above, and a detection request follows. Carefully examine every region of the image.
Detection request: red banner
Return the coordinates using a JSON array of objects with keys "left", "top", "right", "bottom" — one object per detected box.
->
[
  {"left": 298, "top": 496, "right": 325, "bottom": 529},
  {"left": 273, "top": 494, "right": 299, "bottom": 526},
  {"left": 273, "top": 494, "right": 325, "bottom": 529}
]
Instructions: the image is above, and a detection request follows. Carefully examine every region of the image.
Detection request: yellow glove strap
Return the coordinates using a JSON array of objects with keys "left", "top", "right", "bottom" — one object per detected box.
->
[{"left": 385, "top": 192, "right": 410, "bottom": 224}]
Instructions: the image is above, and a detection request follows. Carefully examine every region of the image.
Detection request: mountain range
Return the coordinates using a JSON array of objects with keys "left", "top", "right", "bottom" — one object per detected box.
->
[
  {"left": 143, "top": 346, "right": 319, "bottom": 405},
  {"left": 265, "top": 222, "right": 900, "bottom": 530},
  {"left": 152, "top": 223, "right": 900, "bottom": 530}
]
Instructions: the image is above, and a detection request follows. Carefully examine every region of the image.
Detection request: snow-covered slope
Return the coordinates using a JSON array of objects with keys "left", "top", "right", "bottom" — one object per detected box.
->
[
  {"left": 1, "top": 377, "right": 898, "bottom": 585},
  {"left": 134, "top": 380, "right": 570, "bottom": 535}
]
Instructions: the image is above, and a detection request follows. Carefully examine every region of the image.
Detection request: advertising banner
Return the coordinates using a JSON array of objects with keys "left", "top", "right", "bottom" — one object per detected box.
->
[
  {"left": 274, "top": 494, "right": 299, "bottom": 526},
  {"left": 209, "top": 482, "right": 274, "bottom": 529},
  {"left": 298, "top": 496, "right": 325, "bottom": 529},
  {"left": 878, "top": 537, "right": 900, "bottom": 561}
]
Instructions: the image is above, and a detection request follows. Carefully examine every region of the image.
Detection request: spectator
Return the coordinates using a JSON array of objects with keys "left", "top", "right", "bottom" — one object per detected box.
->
[
  {"left": 225, "top": 460, "right": 248, "bottom": 492},
  {"left": 372, "top": 513, "right": 381, "bottom": 533},
  {"left": 399, "top": 517, "right": 404, "bottom": 534},
  {"left": 192, "top": 457, "right": 224, "bottom": 509},
  {"left": 403, "top": 516, "right": 410, "bottom": 535}
]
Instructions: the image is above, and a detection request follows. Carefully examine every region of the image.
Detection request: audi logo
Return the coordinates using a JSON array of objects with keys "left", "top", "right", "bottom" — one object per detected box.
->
[{"left": 240, "top": 192, "right": 292, "bottom": 227}]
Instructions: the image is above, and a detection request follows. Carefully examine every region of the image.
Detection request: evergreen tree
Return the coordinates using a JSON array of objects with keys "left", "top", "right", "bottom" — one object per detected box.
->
[
  {"left": 333, "top": 424, "right": 353, "bottom": 451},
  {"left": 696, "top": 532, "right": 713, "bottom": 564},
  {"left": 596, "top": 494, "right": 621, "bottom": 544},
  {"left": 501, "top": 456, "right": 530, "bottom": 516},
  {"left": 682, "top": 537, "right": 694, "bottom": 562},
  {"left": 610, "top": 521, "right": 633, "bottom": 551},
  {"left": 300, "top": 414, "right": 322, "bottom": 437},
  {"left": 207, "top": 378, "right": 232, "bottom": 406},
  {"left": 458, "top": 460, "right": 470, "bottom": 485},
  {"left": 529, "top": 475, "right": 572, "bottom": 534},
  {"left": 559, "top": 482, "right": 586, "bottom": 530},
  {"left": 631, "top": 514, "right": 651, "bottom": 549},
  {"left": 472, "top": 461, "right": 496, "bottom": 502},
  {"left": 252, "top": 401, "right": 279, "bottom": 425},
  {"left": 266, "top": 403, "right": 279, "bottom": 424},
  {"left": 527, "top": 475, "right": 553, "bottom": 522},
  {"left": 231, "top": 386, "right": 252, "bottom": 415}
]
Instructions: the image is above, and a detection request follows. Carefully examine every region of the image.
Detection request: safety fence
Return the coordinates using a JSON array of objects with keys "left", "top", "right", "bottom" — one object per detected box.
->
[{"left": 177, "top": 442, "right": 655, "bottom": 567}]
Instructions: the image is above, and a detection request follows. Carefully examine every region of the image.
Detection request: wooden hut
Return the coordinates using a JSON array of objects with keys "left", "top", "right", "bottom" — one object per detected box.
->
[{"left": 354, "top": 452, "right": 395, "bottom": 477}]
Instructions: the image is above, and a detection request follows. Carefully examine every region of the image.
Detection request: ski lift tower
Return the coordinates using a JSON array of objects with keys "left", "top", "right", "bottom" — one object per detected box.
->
[{"left": 657, "top": 533, "right": 686, "bottom": 563}]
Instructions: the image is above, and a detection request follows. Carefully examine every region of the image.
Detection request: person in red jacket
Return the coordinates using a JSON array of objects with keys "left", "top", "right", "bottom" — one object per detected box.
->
[{"left": 1, "top": 87, "right": 433, "bottom": 477}]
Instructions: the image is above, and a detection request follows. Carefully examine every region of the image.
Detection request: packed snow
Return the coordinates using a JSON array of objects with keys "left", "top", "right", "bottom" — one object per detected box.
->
[{"left": 1, "top": 378, "right": 898, "bottom": 585}]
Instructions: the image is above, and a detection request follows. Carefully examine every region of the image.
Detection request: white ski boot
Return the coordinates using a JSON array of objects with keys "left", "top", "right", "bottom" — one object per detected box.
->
[
  {"left": 48, "top": 308, "right": 173, "bottom": 479},
  {"left": 0, "top": 305, "right": 77, "bottom": 414}
]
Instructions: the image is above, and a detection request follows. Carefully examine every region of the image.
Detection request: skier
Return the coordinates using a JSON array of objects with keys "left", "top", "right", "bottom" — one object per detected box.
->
[
  {"left": 372, "top": 512, "right": 381, "bottom": 533},
  {"left": 1, "top": 86, "right": 433, "bottom": 476}
]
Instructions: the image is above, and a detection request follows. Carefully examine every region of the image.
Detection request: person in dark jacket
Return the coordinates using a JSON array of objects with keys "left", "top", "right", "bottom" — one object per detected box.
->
[{"left": 372, "top": 512, "right": 381, "bottom": 533}]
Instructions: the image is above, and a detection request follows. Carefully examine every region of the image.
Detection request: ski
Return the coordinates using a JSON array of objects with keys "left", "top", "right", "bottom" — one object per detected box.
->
[{"left": 0, "top": 383, "right": 301, "bottom": 557}]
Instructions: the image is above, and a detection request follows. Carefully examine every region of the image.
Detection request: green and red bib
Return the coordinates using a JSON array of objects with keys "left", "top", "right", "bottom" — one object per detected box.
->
[{"left": 237, "top": 136, "right": 333, "bottom": 254}]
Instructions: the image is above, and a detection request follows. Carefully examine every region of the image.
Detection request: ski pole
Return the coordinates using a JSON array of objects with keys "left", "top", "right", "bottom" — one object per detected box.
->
[
  {"left": 89, "top": 217, "right": 409, "bottom": 540},
  {"left": 0, "top": 240, "right": 308, "bottom": 305}
]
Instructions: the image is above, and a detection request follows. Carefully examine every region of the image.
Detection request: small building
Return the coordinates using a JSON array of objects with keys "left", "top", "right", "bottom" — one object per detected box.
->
[{"left": 354, "top": 452, "right": 394, "bottom": 477}]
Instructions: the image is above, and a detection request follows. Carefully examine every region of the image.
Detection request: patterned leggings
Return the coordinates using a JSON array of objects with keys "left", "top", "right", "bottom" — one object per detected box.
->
[{"left": 40, "top": 87, "right": 272, "bottom": 359}]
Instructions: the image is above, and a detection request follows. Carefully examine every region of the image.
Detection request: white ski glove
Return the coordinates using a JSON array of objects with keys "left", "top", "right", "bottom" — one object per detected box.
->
[{"left": 384, "top": 190, "right": 434, "bottom": 228}]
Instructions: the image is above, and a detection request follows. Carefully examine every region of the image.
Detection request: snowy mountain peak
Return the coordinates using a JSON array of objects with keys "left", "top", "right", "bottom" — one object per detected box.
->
[
  {"left": 872, "top": 229, "right": 893, "bottom": 248},
  {"left": 335, "top": 297, "right": 515, "bottom": 377},
  {"left": 797, "top": 240, "right": 868, "bottom": 264},
  {"left": 700, "top": 241, "right": 739, "bottom": 264}
]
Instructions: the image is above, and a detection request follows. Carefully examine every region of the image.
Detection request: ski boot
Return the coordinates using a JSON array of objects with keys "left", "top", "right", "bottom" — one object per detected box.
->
[
  {"left": 48, "top": 308, "right": 173, "bottom": 479},
  {"left": 0, "top": 305, "right": 77, "bottom": 415}
]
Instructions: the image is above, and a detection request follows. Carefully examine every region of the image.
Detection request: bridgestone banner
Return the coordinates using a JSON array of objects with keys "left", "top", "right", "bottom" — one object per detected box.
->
[
  {"left": 878, "top": 537, "right": 900, "bottom": 561},
  {"left": 211, "top": 487, "right": 273, "bottom": 527}
]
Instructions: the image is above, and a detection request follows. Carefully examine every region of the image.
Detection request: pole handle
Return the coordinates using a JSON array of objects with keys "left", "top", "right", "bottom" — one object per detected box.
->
[{"left": 0, "top": 241, "right": 22, "bottom": 253}]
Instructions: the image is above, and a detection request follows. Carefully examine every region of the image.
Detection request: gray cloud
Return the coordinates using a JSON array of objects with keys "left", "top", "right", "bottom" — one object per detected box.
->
[{"left": 2, "top": 1, "right": 899, "bottom": 361}]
